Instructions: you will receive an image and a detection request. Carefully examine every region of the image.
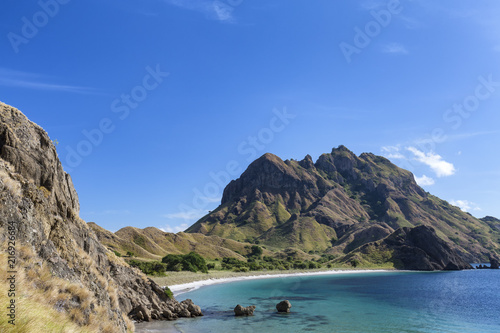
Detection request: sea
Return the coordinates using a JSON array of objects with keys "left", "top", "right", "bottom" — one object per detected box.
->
[{"left": 136, "top": 266, "right": 499, "bottom": 333}]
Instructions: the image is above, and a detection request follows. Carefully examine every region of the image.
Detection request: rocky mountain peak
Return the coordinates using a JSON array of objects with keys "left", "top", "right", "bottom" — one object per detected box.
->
[
  {"left": 299, "top": 154, "right": 315, "bottom": 169},
  {"left": 332, "top": 144, "right": 352, "bottom": 153},
  {"left": 189, "top": 146, "right": 500, "bottom": 264}
]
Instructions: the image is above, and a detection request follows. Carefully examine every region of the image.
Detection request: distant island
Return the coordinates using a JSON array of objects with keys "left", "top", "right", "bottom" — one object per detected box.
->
[{"left": 1, "top": 101, "right": 499, "bottom": 332}]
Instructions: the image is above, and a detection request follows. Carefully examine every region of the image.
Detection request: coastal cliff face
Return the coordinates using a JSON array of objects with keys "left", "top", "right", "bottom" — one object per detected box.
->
[
  {"left": 350, "top": 226, "right": 473, "bottom": 270},
  {"left": 0, "top": 102, "right": 201, "bottom": 331},
  {"left": 188, "top": 146, "right": 500, "bottom": 267}
]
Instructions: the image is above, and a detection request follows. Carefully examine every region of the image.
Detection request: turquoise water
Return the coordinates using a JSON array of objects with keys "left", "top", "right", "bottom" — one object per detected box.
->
[{"left": 136, "top": 270, "right": 500, "bottom": 333}]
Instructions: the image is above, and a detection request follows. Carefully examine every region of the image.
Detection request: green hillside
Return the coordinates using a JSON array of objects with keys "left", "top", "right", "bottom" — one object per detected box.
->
[{"left": 187, "top": 146, "right": 500, "bottom": 262}]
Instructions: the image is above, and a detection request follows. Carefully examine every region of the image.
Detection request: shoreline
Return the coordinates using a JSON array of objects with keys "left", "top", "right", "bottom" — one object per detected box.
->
[{"left": 156, "top": 268, "right": 396, "bottom": 296}]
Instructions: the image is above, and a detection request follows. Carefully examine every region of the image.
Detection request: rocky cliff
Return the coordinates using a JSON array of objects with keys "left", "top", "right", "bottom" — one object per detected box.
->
[
  {"left": 350, "top": 226, "right": 473, "bottom": 270},
  {"left": 187, "top": 146, "right": 500, "bottom": 266},
  {"left": 0, "top": 102, "right": 201, "bottom": 332}
]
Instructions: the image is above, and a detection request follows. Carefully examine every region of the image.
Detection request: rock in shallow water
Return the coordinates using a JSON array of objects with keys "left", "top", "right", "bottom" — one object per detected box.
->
[
  {"left": 276, "top": 300, "right": 292, "bottom": 313},
  {"left": 234, "top": 304, "right": 256, "bottom": 316}
]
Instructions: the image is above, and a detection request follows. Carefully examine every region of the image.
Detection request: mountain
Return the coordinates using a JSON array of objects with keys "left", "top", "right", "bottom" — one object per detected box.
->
[
  {"left": 187, "top": 146, "right": 500, "bottom": 264},
  {"left": 0, "top": 102, "right": 201, "bottom": 331},
  {"left": 481, "top": 216, "right": 500, "bottom": 232},
  {"left": 88, "top": 223, "right": 271, "bottom": 260}
]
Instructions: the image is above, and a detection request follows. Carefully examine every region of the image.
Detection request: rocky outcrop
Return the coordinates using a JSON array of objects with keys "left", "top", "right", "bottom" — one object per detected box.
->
[
  {"left": 354, "top": 226, "right": 473, "bottom": 271},
  {"left": 490, "top": 258, "right": 500, "bottom": 269},
  {"left": 477, "top": 258, "right": 500, "bottom": 269},
  {"left": 0, "top": 102, "right": 201, "bottom": 331},
  {"left": 276, "top": 300, "right": 292, "bottom": 313},
  {"left": 234, "top": 304, "right": 256, "bottom": 316}
]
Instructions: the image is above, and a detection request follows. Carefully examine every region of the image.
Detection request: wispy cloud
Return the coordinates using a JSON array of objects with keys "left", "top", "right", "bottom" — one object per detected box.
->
[
  {"left": 450, "top": 199, "right": 481, "bottom": 213},
  {"left": 382, "top": 43, "right": 409, "bottom": 55},
  {"left": 163, "top": 209, "right": 207, "bottom": 221},
  {"left": 414, "top": 174, "right": 435, "bottom": 186},
  {"left": 381, "top": 146, "right": 405, "bottom": 159},
  {"left": 159, "top": 223, "right": 190, "bottom": 233},
  {"left": 202, "top": 196, "right": 222, "bottom": 203},
  {"left": 85, "top": 209, "right": 131, "bottom": 216},
  {"left": 0, "top": 67, "right": 99, "bottom": 95},
  {"left": 446, "top": 131, "right": 499, "bottom": 142},
  {"left": 407, "top": 147, "right": 456, "bottom": 177},
  {"left": 163, "top": 0, "right": 237, "bottom": 22},
  {"left": 412, "top": 131, "right": 499, "bottom": 145}
]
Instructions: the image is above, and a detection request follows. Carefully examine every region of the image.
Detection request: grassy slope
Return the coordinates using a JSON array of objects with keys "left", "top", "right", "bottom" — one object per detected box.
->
[
  {"left": 89, "top": 222, "right": 274, "bottom": 261},
  {"left": 0, "top": 247, "right": 134, "bottom": 333}
]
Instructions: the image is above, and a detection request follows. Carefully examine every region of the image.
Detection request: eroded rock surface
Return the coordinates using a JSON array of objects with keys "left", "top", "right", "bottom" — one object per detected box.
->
[{"left": 0, "top": 102, "right": 201, "bottom": 331}]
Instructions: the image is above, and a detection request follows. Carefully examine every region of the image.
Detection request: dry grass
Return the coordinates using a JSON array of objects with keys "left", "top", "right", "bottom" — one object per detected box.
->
[
  {"left": 0, "top": 253, "right": 90, "bottom": 333},
  {"left": 0, "top": 168, "right": 22, "bottom": 198},
  {"left": 38, "top": 185, "right": 51, "bottom": 198},
  {"left": 0, "top": 245, "right": 134, "bottom": 333}
]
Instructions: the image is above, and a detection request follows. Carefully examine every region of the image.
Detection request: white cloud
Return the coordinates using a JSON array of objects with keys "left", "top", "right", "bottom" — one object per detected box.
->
[
  {"left": 381, "top": 146, "right": 406, "bottom": 159},
  {"left": 450, "top": 200, "right": 482, "bottom": 213},
  {"left": 163, "top": 210, "right": 206, "bottom": 221},
  {"left": 164, "top": 0, "right": 236, "bottom": 22},
  {"left": 407, "top": 147, "right": 456, "bottom": 177},
  {"left": 382, "top": 43, "right": 409, "bottom": 55},
  {"left": 201, "top": 196, "right": 222, "bottom": 203},
  {"left": 414, "top": 174, "right": 435, "bottom": 186},
  {"left": 159, "top": 223, "right": 190, "bottom": 233}
]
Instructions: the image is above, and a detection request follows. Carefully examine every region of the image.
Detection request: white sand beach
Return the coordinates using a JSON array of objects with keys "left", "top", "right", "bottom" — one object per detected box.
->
[{"left": 167, "top": 269, "right": 394, "bottom": 296}]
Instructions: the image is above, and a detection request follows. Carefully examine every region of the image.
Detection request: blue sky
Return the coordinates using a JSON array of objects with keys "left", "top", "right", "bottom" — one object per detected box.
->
[{"left": 1, "top": 0, "right": 499, "bottom": 232}]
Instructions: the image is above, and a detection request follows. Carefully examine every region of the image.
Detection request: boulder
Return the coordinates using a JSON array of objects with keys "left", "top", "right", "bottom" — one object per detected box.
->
[
  {"left": 490, "top": 258, "right": 500, "bottom": 269},
  {"left": 161, "top": 309, "right": 177, "bottom": 320},
  {"left": 234, "top": 304, "right": 256, "bottom": 316},
  {"left": 181, "top": 299, "right": 203, "bottom": 317},
  {"left": 276, "top": 300, "right": 292, "bottom": 313},
  {"left": 130, "top": 304, "right": 151, "bottom": 322}
]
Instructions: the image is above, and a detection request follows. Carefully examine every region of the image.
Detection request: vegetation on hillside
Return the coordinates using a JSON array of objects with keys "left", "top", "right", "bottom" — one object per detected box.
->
[{"left": 125, "top": 247, "right": 364, "bottom": 277}]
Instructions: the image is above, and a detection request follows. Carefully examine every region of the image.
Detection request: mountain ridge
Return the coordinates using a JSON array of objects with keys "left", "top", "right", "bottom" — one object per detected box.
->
[
  {"left": 187, "top": 146, "right": 500, "bottom": 264},
  {"left": 88, "top": 222, "right": 272, "bottom": 260}
]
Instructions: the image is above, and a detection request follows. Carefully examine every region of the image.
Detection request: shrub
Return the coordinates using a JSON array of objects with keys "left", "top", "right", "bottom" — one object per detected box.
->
[
  {"left": 233, "top": 267, "right": 249, "bottom": 273},
  {"left": 113, "top": 251, "right": 122, "bottom": 257},
  {"left": 164, "top": 287, "right": 174, "bottom": 299},
  {"left": 128, "top": 260, "right": 167, "bottom": 276},
  {"left": 161, "top": 252, "right": 208, "bottom": 273},
  {"left": 249, "top": 245, "right": 263, "bottom": 258}
]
